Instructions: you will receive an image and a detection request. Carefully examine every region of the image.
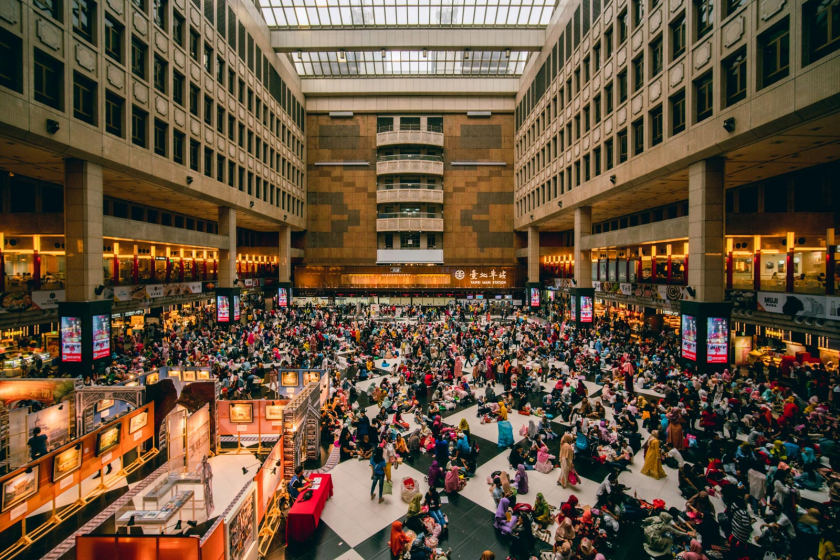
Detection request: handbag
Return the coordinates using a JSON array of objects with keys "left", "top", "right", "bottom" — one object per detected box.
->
[
  {"left": 383, "top": 480, "right": 393, "bottom": 495},
  {"left": 568, "top": 470, "right": 580, "bottom": 486}
]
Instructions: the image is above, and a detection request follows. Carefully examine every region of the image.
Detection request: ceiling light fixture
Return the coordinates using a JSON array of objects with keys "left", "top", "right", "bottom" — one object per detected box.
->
[
  {"left": 422, "top": 49, "right": 427, "bottom": 58},
  {"left": 464, "top": 49, "right": 470, "bottom": 60},
  {"left": 296, "top": 50, "right": 302, "bottom": 60},
  {"left": 381, "top": 49, "right": 386, "bottom": 57},
  {"left": 505, "top": 49, "right": 511, "bottom": 58},
  {"left": 338, "top": 50, "right": 346, "bottom": 62}
]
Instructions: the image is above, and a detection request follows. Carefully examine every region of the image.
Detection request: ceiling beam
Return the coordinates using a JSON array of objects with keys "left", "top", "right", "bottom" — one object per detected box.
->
[
  {"left": 271, "top": 28, "right": 546, "bottom": 52},
  {"left": 305, "top": 95, "right": 515, "bottom": 112},
  {"left": 299, "top": 77, "right": 520, "bottom": 97}
]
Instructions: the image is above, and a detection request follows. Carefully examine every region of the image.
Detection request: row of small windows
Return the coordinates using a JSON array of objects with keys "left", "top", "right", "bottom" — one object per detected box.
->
[
  {"left": 515, "top": 17, "right": 794, "bottom": 191},
  {"left": 516, "top": 0, "right": 836, "bottom": 139}
]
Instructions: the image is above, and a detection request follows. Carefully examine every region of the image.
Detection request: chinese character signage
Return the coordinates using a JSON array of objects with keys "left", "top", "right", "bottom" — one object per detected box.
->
[
  {"left": 580, "top": 296, "right": 593, "bottom": 323},
  {"left": 529, "top": 288, "right": 540, "bottom": 307},
  {"left": 217, "top": 295, "right": 230, "bottom": 323},
  {"left": 92, "top": 314, "right": 111, "bottom": 360},
  {"left": 60, "top": 316, "right": 82, "bottom": 363},
  {"left": 707, "top": 317, "right": 729, "bottom": 364},
  {"left": 681, "top": 314, "right": 697, "bottom": 361},
  {"left": 296, "top": 266, "right": 524, "bottom": 289}
]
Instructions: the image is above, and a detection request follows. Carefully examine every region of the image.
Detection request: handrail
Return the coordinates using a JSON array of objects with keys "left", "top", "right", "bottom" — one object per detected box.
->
[
  {"left": 378, "top": 212, "right": 443, "bottom": 219},
  {"left": 377, "top": 124, "right": 443, "bottom": 133},
  {"left": 377, "top": 183, "right": 443, "bottom": 190},
  {"left": 377, "top": 154, "right": 443, "bottom": 162}
]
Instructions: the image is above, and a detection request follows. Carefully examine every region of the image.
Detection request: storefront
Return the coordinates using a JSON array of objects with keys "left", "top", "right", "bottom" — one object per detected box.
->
[{"left": 0, "top": 324, "right": 59, "bottom": 377}]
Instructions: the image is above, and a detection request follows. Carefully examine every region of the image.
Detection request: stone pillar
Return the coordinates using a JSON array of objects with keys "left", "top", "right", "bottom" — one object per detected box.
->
[
  {"left": 218, "top": 207, "right": 237, "bottom": 287},
  {"left": 527, "top": 226, "right": 540, "bottom": 283},
  {"left": 574, "top": 206, "right": 592, "bottom": 288},
  {"left": 688, "top": 158, "right": 726, "bottom": 302},
  {"left": 64, "top": 159, "right": 104, "bottom": 302},
  {"left": 278, "top": 225, "right": 291, "bottom": 284}
]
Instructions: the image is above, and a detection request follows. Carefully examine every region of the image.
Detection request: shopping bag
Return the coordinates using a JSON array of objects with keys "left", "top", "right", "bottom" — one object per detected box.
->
[{"left": 383, "top": 480, "right": 393, "bottom": 495}]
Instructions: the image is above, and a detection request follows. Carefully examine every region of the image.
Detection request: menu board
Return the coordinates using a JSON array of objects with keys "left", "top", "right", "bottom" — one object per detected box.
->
[
  {"left": 570, "top": 295, "right": 577, "bottom": 321},
  {"left": 233, "top": 295, "right": 241, "bottom": 321},
  {"left": 529, "top": 288, "right": 540, "bottom": 307},
  {"left": 707, "top": 317, "right": 729, "bottom": 364},
  {"left": 217, "top": 295, "right": 230, "bottom": 323},
  {"left": 277, "top": 288, "right": 288, "bottom": 307},
  {"left": 92, "top": 314, "right": 111, "bottom": 360},
  {"left": 60, "top": 316, "right": 82, "bottom": 362},
  {"left": 681, "top": 314, "right": 697, "bottom": 361},
  {"left": 580, "top": 296, "right": 593, "bottom": 323}
]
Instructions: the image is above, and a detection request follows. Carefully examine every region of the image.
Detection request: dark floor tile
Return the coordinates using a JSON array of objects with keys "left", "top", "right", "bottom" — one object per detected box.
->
[
  {"left": 353, "top": 524, "right": 394, "bottom": 560},
  {"left": 284, "top": 520, "right": 351, "bottom": 560}
]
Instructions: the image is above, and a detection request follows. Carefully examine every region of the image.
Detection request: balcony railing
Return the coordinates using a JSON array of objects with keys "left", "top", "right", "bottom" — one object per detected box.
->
[
  {"left": 377, "top": 183, "right": 442, "bottom": 190},
  {"left": 377, "top": 154, "right": 443, "bottom": 162},
  {"left": 376, "top": 216, "right": 445, "bottom": 232},
  {"left": 377, "top": 212, "right": 442, "bottom": 219},
  {"left": 377, "top": 124, "right": 444, "bottom": 133},
  {"left": 377, "top": 189, "right": 444, "bottom": 204}
]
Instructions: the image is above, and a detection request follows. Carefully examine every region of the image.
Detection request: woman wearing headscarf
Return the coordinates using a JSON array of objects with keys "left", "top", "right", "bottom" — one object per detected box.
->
[
  {"left": 535, "top": 443, "right": 556, "bottom": 474},
  {"left": 458, "top": 418, "right": 471, "bottom": 442},
  {"left": 641, "top": 430, "right": 667, "bottom": 479},
  {"left": 498, "top": 401, "right": 508, "bottom": 421},
  {"left": 499, "top": 470, "right": 516, "bottom": 505},
  {"left": 555, "top": 516, "right": 576, "bottom": 542},
  {"left": 479, "top": 552, "right": 496, "bottom": 560},
  {"left": 686, "top": 491, "right": 715, "bottom": 517},
  {"left": 405, "top": 493, "right": 425, "bottom": 533},
  {"left": 428, "top": 460, "right": 444, "bottom": 488},
  {"left": 494, "top": 497, "right": 517, "bottom": 535},
  {"left": 444, "top": 465, "right": 464, "bottom": 493},
  {"left": 557, "top": 495, "right": 580, "bottom": 524},
  {"left": 678, "top": 540, "right": 709, "bottom": 560},
  {"left": 578, "top": 537, "right": 598, "bottom": 560},
  {"left": 667, "top": 405, "right": 686, "bottom": 450},
  {"left": 388, "top": 521, "right": 411, "bottom": 558},
  {"left": 533, "top": 492, "right": 551, "bottom": 527},
  {"left": 510, "top": 512, "right": 535, "bottom": 559},
  {"left": 514, "top": 463, "right": 530, "bottom": 495},
  {"left": 557, "top": 433, "right": 575, "bottom": 488}
]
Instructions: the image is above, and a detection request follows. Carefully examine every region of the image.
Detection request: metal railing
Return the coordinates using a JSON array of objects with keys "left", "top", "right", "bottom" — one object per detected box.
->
[
  {"left": 377, "top": 124, "right": 444, "bottom": 133},
  {"left": 377, "top": 212, "right": 443, "bottom": 219},
  {"left": 377, "top": 182, "right": 443, "bottom": 190},
  {"left": 377, "top": 154, "right": 443, "bottom": 162}
]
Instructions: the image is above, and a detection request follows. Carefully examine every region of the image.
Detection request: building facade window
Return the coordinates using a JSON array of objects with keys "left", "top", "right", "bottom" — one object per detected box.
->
[
  {"left": 72, "top": 72, "right": 96, "bottom": 125},
  {"left": 671, "top": 89, "right": 686, "bottom": 134},
  {"left": 650, "top": 105, "right": 664, "bottom": 145},
  {"left": 105, "top": 91, "right": 124, "bottom": 136},
  {"left": 104, "top": 16, "right": 123, "bottom": 63},
  {"left": 695, "top": 73, "right": 714, "bottom": 122},
  {"left": 154, "top": 119, "right": 167, "bottom": 156},
  {"left": 0, "top": 29, "right": 23, "bottom": 93},
  {"left": 695, "top": 0, "right": 714, "bottom": 40},
  {"left": 632, "top": 119, "right": 644, "bottom": 155},
  {"left": 651, "top": 36, "right": 664, "bottom": 76},
  {"left": 33, "top": 49, "right": 63, "bottom": 110},
  {"left": 173, "top": 130, "right": 185, "bottom": 164},
  {"left": 189, "top": 139, "right": 200, "bottom": 170},
  {"left": 131, "top": 38, "right": 147, "bottom": 79},
  {"left": 154, "top": 55, "right": 167, "bottom": 92},
  {"left": 724, "top": 49, "right": 747, "bottom": 106},
  {"left": 804, "top": 0, "right": 840, "bottom": 64},
  {"left": 671, "top": 15, "right": 686, "bottom": 59},
  {"left": 618, "top": 129, "right": 628, "bottom": 163},
  {"left": 759, "top": 19, "right": 790, "bottom": 88},
  {"left": 131, "top": 106, "right": 148, "bottom": 147},
  {"left": 72, "top": 0, "right": 95, "bottom": 44}
]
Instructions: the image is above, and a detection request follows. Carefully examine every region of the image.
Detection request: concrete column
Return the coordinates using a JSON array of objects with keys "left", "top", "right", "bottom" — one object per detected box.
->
[
  {"left": 527, "top": 226, "right": 540, "bottom": 283},
  {"left": 218, "top": 207, "right": 237, "bottom": 287},
  {"left": 688, "top": 158, "right": 726, "bottom": 302},
  {"left": 278, "top": 225, "right": 291, "bottom": 283},
  {"left": 64, "top": 159, "right": 104, "bottom": 302},
  {"left": 574, "top": 207, "right": 592, "bottom": 288}
]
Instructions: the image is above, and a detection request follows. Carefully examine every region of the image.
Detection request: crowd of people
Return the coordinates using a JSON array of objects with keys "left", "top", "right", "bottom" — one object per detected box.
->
[{"left": 25, "top": 294, "right": 840, "bottom": 560}]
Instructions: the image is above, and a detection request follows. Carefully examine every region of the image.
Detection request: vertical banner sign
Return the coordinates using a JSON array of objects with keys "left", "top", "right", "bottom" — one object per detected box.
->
[
  {"left": 277, "top": 288, "right": 288, "bottom": 307},
  {"left": 707, "top": 317, "right": 729, "bottom": 364},
  {"left": 92, "top": 314, "right": 111, "bottom": 360},
  {"left": 570, "top": 295, "right": 577, "bottom": 321},
  {"left": 60, "top": 316, "right": 82, "bottom": 362},
  {"left": 681, "top": 314, "right": 697, "bottom": 361},
  {"left": 530, "top": 288, "right": 540, "bottom": 307},
  {"left": 233, "top": 295, "right": 241, "bottom": 321},
  {"left": 217, "top": 295, "right": 230, "bottom": 322},
  {"left": 580, "top": 296, "right": 593, "bottom": 323}
]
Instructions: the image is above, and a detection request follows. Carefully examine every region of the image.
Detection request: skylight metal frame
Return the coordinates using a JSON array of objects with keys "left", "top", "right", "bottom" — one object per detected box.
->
[{"left": 260, "top": 0, "right": 558, "bottom": 29}]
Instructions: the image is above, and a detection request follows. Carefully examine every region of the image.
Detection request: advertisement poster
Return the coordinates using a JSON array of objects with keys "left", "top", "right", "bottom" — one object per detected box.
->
[
  {"left": 112, "top": 282, "right": 202, "bottom": 302},
  {"left": 734, "top": 335, "right": 753, "bottom": 365},
  {"left": 233, "top": 295, "right": 241, "bottom": 321},
  {"left": 186, "top": 405, "right": 211, "bottom": 473},
  {"left": 580, "top": 296, "right": 593, "bottom": 323},
  {"left": 0, "top": 290, "right": 65, "bottom": 314},
  {"left": 60, "top": 316, "right": 82, "bottom": 362},
  {"left": 529, "top": 288, "right": 540, "bottom": 307},
  {"left": 707, "top": 317, "right": 730, "bottom": 364},
  {"left": 227, "top": 491, "right": 256, "bottom": 560},
  {"left": 277, "top": 288, "right": 288, "bottom": 307},
  {"left": 0, "top": 379, "right": 75, "bottom": 407},
  {"left": 217, "top": 295, "right": 230, "bottom": 322},
  {"left": 681, "top": 314, "right": 697, "bottom": 361},
  {"left": 570, "top": 295, "right": 577, "bottom": 321},
  {"left": 28, "top": 404, "right": 71, "bottom": 453},
  {"left": 92, "top": 314, "right": 111, "bottom": 360}
]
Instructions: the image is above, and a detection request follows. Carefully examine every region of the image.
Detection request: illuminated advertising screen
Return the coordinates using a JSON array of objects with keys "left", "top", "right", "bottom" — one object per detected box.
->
[
  {"left": 233, "top": 295, "right": 241, "bottom": 321},
  {"left": 92, "top": 314, "right": 111, "bottom": 360},
  {"left": 681, "top": 314, "right": 697, "bottom": 361},
  {"left": 707, "top": 317, "right": 730, "bottom": 364},
  {"left": 277, "top": 288, "right": 288, "bottom": 307},
  {"left": 217, "top": 295, "right": 230, "bottom": 323},
  {"left": 529, "top": 288, "right": 540, "bottom": 307},
  {"left": 570, "top": 295, "right": 577, "bottom": 321},
  {"left": 60, "top": 316, "right": 82, "bottom": 362},
  {"left": 580, "top": 296, "right": 593, "bottom": 323}
]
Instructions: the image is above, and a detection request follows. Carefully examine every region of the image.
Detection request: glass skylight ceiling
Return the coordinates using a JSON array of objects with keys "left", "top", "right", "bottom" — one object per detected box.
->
[
  {"left": 260, "top": 0, "right": 557, "bottom": 28},
  {"left": 290, "top": 50, "right": 531, "bottom": 77}
]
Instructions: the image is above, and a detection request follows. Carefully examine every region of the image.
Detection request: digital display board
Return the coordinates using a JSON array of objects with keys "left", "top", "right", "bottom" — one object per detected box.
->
[
  {"left": 707, "top": 317, "right": 729, "bottom": 364},
  {"left": 217, "top": 295, "right": 230, "bottom": 322},
  {"left": 277, "top": 288, "right": 288, "bottom": 307},
  {"left": 233, "top": 295, "right": 241, "bottom": 321},
  {"left": 570, "top": 295, "right": 577, "bottom": 321},
  {"left": 60, "top": 316, "right": 82, "bottom": 362},
  {"left": 681, "top": 314, "right": 697, "bottom": 361},
  {"left": 92, "top": 314, "right": 111, "bottom": 360},
  {"left": 529, "top": 288, "right": 540, "bottom": 307},
  {"left": 580, "top": 296, "right": 593, "bottom": 323}
]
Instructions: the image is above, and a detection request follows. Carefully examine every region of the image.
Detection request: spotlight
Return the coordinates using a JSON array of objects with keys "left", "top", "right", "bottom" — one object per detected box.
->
[
  {"left": 186, "top": 176, "right": 194, "bottom": 184},
  {"left": 174, "top": 520, "right": 182, "bottom": 531},
  {"left": 723, "top": 117, "right": 735, "bottom": 132},
  {"left": 25, "top": 467, "right": 33, "bottom": 474},
  {"left": 46, "top": 119, "right": 60, "bottom": 134},
  {"left": 58, "top": 404, "right": 64, "bottom": 410},
  {"left": 609, "top": 175, "right": 616, "bottom": 184},
  {"left": 275, "top": 460, "right": 281, "bottom": 467},
  {"left": 557, "top": 200, "right": 563, "bottom": 208},
  {"left": 127, "top": 515, "right": 136, "bottom": 527},
  {"left": 94, "top": 284, "right": 106, "bottom": 295},
  {"left": 271, "top": 468, "right": 276, "bottom": 475},
  {"left": 250, "top": 201, "right": 255, "bottom": 208},
  {"left": 530, "top": 214, "right": 534, "bottom": 220},
  {"left": 187, "top": 520, "right": 198, "bottom": 528},
  {"left": 75, "top": 443, "right": 81, "bottom": 450},
  {"left": 242, "top": 467, "right": 248, "bottom": 475}
]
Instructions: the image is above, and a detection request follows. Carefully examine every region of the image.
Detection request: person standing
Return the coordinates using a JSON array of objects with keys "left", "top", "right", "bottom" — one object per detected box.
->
[
  {"left": 28, "top": 427, "right": 48, "bottom": 460},
  {"left": 641, "top": 430, "right": 667, "bottom": 479},
  {"left": 557, "top": 433, "right": 574, "bottom": 488},
  {"left": 370, "top": 447, "right": 387, "bottom": 503}
]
